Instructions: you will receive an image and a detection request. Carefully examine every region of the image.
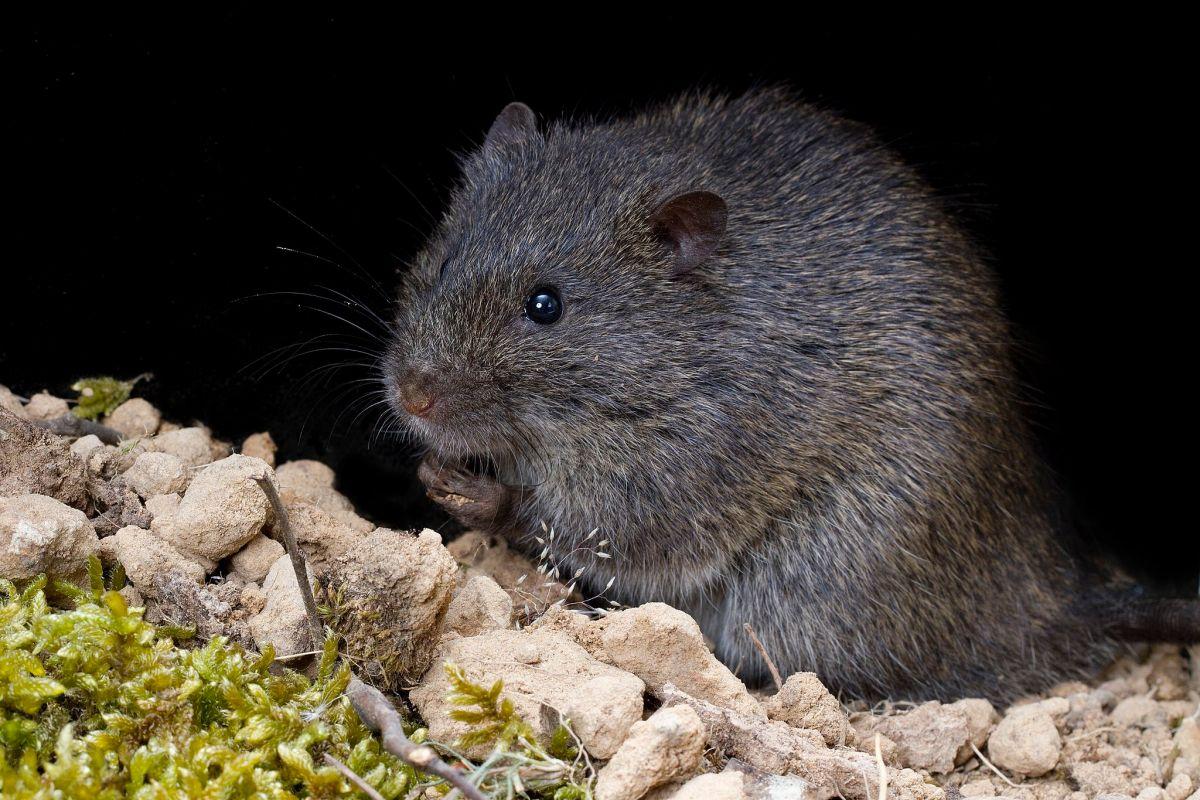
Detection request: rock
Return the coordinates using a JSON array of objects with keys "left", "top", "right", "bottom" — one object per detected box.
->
[
  {"left": 241, "top": 432, "right": 277, "bottom": 467},
  {"left": 1112, "top": 695, "right": 1166, "bottom": 728},
  {"left": 1175, "top": 718, "right": 1200, "bottom": 782},
  {"left": 166, "top": 454, "right": 274, "bottom": 569},
  {"left": 122, "top": 451, "right": 189, "bottom": 498},
  {"left": 275, "top": 492, "right": 366, "bottom": 573},
  {"left": 594, "top": 705, "right": 707, "bottom": 800},
  {"left": 0, "top": 493, "right": 100, "bottom": 582},
  {"left": 583, "top": 603, "right": 764, "bottom": 720},
  {"left": 69, "top": 434, "right": 104, "bottom": 458},
  {"left": 1166, "top": 774, "right": 1193, "bottom": 800},
  {"left": 949, "top": 698, "right": 997, "bottom": 762},
  {"left": 320, "top": 529, "right": 458, "bottom": 686},
  {"left": 145, "top": 427, "right": 215, "bottom": 467},
  {"left": 228, "top": 534, "right": 285, "bottom": 584},
  {"left": 660, "top": 684, "right": 883, "bottom": 797},
  {"left": 763, "top": 671, "right": 849, "bottom": 746},
  {"left": 0, "top": 408, "right": 90, "bottom": 509},
  {"left": 144, "top": 492, "right": 181, "bottom": 520},
  {"left": 888, "top": 769, "right": 945, "bottom": 800},
  {"left": 104, "top": 398, "right": 161, "bottom": 438},
  {"left": 276, "top": 460, "right": 373, "bottom": 533},
  {"left": 88, "top": 476, "right": 150, "bottom": 538},
  {"left": 118, "top": 584, "right": 144, "bottom": 608},
  {"left": 239, "top": 582, "right": 267, "bottom": 615},
  {"left": 959, "top": 778, "right": 996, "bottom": 796},
  {"left": 441, "top": 575, "right": 513, "bottom": 637},
  {"left": 111, "top": 525, "right": 206, "bottom": 595},
  {"left": 988, "top": 705, "right": 1062, "bottom": 778},
  {"left": 24, "top": 392, "right": 69, "bottom": 421},
  {"left": 854, "top": 701, "right": 973, "bottom": 773},
  {"left": 1140, "top": 788, "right": 1166, "bottom": 800},
  {"left": 0, "top": 384, "right": 26, "bottom": 417},
  {"left": 659, "top": 772, "right": 746, "bottom": 800},
  {"left": 411, "top": 625, "right": 646, "bottom": 760},
  {"left": 247, "top": 554, "right": 313, "bottom": 657},
  {"left": 448, "top": 530, "right": 566, "bottom": 615}
]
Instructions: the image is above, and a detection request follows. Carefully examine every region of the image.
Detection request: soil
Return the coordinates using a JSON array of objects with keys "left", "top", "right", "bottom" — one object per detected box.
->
[{"left": 1, "top": 384, "right": 1197, "bottom": 800}]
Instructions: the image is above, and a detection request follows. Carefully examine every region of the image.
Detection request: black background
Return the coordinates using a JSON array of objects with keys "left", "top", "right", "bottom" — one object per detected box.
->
[{"left": 2, "top": 14, "right": 1194, "bottom": 587}]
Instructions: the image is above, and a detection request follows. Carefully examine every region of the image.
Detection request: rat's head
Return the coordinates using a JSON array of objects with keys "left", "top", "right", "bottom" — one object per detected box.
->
[{"left": 385, "top": 102, "right": 728, "bottom": 467}]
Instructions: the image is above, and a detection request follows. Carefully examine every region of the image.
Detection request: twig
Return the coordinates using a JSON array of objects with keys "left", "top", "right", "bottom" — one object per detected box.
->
[
  {"left": 258, "top": 473, "right": 484, "bottom": 799},
  {"left": 347, "top": 676, "right": 487, "bottom": 800},
  {"left": 970, "top": 741, "right": 1018, "bottom": 788},
  {"left": 874, "top": 734, "right": 888, "bottom": 800},
  {"left": 324, "top": 753, "right": 386, "bottom": 800},
  {"left": 34, "top": 414, "right": 123, "bottom": 444},
  {"left": 254, "top": 475, "right": 324, "bottom": 648},
  {"left": 743, "top": 622, "right": 784, "bottom": 692}
]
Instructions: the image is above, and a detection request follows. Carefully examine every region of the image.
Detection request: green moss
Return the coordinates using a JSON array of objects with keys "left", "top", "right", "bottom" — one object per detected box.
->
[
  {"left": 0, "top": 566, "right": 421, "bottom": 799},
  {"left": 70, "top": 375, "right": 146, "bottom": 420},
  {"left": 0, "top": 562, "right": 595, "bottom": 799}
]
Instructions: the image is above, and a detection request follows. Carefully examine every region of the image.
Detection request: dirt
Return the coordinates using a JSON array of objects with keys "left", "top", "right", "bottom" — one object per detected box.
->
[{"left": 1, "top": 384, "right": 1197, "bottom": 800}]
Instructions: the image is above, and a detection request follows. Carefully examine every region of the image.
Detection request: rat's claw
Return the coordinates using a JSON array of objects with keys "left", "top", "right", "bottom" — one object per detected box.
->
[{"left": 418, "top": 455, "right": 518, "bottom": 534}]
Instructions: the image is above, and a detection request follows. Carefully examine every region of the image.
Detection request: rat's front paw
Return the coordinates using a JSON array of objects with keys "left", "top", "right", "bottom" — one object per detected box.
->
[{"left": 418, "top": 455, "right": 518, "bottom": 533}]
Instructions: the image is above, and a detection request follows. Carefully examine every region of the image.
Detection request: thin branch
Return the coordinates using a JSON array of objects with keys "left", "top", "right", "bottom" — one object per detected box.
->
[
  {"left": 347, "top": 676, "right": 487, "bottom": 800},
  {"left": 258, "top": 473, "right": 484, "bottom": 799},
  {"left": 254, "top": 475, "right": 324, "bottom": 649},
  {"left": 970, "top": 741, "right": 1019, "bottom": 788},
  {"left": 743, "top": 622, "right": 784, "bottom": 692},
  {"left": 324, "top": 753, "right": 386, "bottom": 800},
  {"left": 34, "top": 414, "right": 123, "bottom": 444},
  {"left": 875, "top": 734, "right": 888, "bottom": 800}
]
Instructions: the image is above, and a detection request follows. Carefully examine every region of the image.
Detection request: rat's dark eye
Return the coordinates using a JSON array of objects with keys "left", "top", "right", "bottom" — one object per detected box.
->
[{"left": 524, "top": 286, "right": 563, "bottom": 324}]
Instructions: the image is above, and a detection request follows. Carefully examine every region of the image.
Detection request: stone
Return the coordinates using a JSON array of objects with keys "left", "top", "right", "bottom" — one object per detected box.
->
[
  {"left": 228, "top": 534, "right": 285, "bottom": 584},
  {"left": 104, "top": 398, "right": 161, "bottom": 438},
  {"left": 122, "top": 451, "right": 189, "bottom": 498},
  {"left": 763, "top": 671, "right": 849, "bottom": 746},
  {"left": 0, "top": 493, "right": 100, "bottom": 582},
  {"left": 275, "top": 460, "right": 373, "bottom": 532},
  {"left": 247, "top": 554, "right": 313, "bottom": 657},
  {"left": 24, "top": 392, "right": 69, "bottom": 421},
  {"left": 166, "top": 454, "right": 273, "bottom": 568},
  {"left": 988, "top": 705, "right": 1062, "bottom": 778},
  {"left": 440, "top": 574, "right": 513, "bottom": 637},
  {"left": 241, "top": 431, "right": 277, "bottom": 467},
  {"left": 411, "top": 625, "right": 646, "bottom": 760},
  {"left": 145, "top": 427, "right": 215, "bottom": 467},
  {"left": 111, "top": 525, "right": 206, "bottom": 595},
  {"left": 594, "top": 705, "right": 707, "bottom": 800}
]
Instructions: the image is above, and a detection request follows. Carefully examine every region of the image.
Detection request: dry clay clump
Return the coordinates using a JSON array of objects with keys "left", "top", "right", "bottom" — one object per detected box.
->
[
  {"left": 0, "top": 493, "right": 100, "bottom": 582},
  {"left": 317, "top": 528, "right": 459, "bottom": 686},
  {"left": 411, "top": 625, "right": 647, "bottom": 760}
]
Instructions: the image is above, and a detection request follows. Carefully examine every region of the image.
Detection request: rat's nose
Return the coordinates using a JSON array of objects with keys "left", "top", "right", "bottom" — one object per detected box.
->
[{"left": 398, "top": 369, "right": 438, "bottom": 418}]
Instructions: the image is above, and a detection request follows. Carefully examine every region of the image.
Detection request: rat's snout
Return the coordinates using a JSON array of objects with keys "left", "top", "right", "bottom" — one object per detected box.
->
[{"left": 398, "top": 367, "right": 439, "bottom": 418}]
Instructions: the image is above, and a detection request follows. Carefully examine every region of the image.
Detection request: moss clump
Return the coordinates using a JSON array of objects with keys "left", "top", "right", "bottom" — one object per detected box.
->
[
  {"left": 70, "top": 375, "right": 146, "bottom": 420},
  {"left": 0, "top": 566, "right": 421, "bottom": 799},
  {"left": 0, "top": 561, "right": 597, "bottom": 798}
]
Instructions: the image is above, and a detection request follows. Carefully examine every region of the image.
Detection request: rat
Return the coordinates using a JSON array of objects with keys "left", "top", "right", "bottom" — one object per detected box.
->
[{"left": 384, "top": 88, "right": 1198, "bottom": 701}]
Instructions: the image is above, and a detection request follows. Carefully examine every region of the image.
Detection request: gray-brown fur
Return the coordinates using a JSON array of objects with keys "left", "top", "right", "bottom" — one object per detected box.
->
[{"left": 385, "top": 89, "right": 1150, "bottom": 701}]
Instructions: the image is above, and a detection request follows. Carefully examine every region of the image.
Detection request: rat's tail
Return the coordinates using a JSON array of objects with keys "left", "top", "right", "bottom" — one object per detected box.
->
[{"left": 1109, "top": 596, "right": 1200, "bottom": 643}]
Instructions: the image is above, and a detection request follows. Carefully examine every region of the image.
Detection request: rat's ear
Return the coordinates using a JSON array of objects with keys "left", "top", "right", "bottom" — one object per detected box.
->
[
  {"left": 484, "top": 102, "right": 540, "bottom": 151},
  {"left": 649, "top": 190, "right": 728, "bottom": 275}
]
